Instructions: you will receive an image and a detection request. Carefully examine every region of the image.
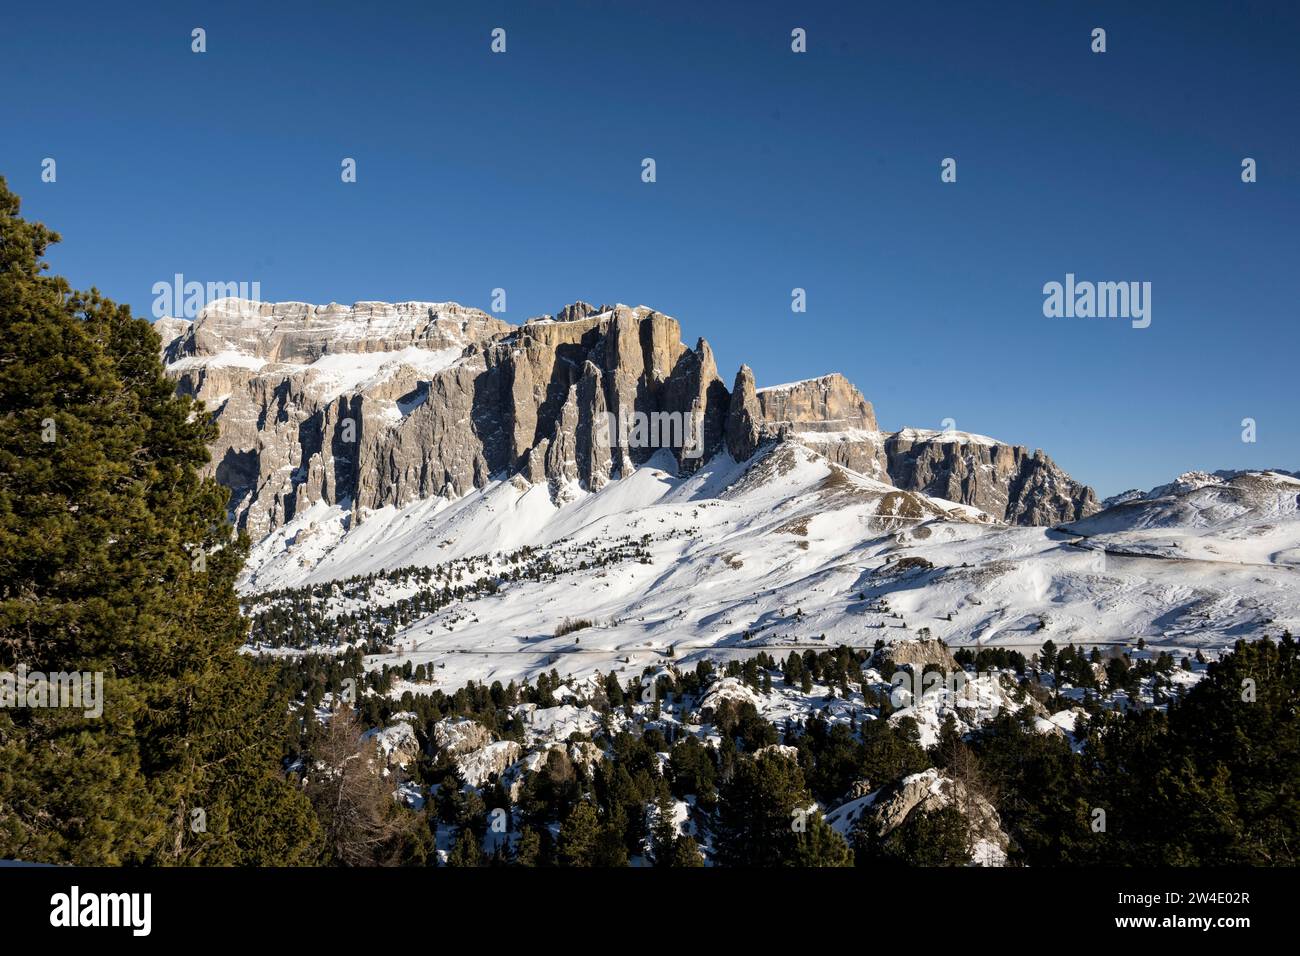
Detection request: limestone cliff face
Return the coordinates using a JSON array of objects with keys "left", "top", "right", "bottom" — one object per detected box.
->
[
  {"left": 724, "top": 366, "right": 763, "bottom": 461},
  {"left": 165, "top": 300, "right": 512, "bottom": 538},
  {"left": 164, "top": 298, "right": 1097, "bottom": 536},
  {"left": 165, "top": 299, "right": 510, "bottom": 364},
  {"left": 753, "top": 374, "right": 888, "bottom": 481},
  {"left": 883, "top": 429, "right": 1099, "bottom": 524},
  {"left": 164, "top": 300, "right": 728, "bottom": 537},
  {"left": 743, "top": 377, "right": 1096, "bottom": 523},
  {"left": 482, "top": 304, "right": 729, "bottom": 487}
]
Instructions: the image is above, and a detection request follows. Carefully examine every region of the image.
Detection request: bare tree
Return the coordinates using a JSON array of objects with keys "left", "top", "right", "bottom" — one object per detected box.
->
[
  {"left": 306, "top": 706, "right": 415, "bottom": 866},
  {"left": 938, "top": 733, "right": 999, "bottom": 812}
]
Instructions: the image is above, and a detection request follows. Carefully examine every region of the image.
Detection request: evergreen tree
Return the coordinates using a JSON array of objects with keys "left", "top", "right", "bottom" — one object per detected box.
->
[
  {"left": 857, "top": 804, "right": 971, "bottom": 866},
  {"left": 0, "top": 179, "right": 318, "bottom": 864},
  {"left": 668, "top": 834, "right": 704, "bottom": 867},
  {"left": 788, "top": 812, "right": 853, "bottom": 867},
  {"left": 557, "top": 801, "right": 602, "bottom": 866},
  {"left": 1040, "top": 639, "right": 1058, "bottom": 674},
  {"left": 592, "top": 820, "right": 629, "bottom": 867},
  {"left": 714, "top": 751, "right": 815, "bottom": 866},
  {"left": 446, "top": 826, "right": 483, "bottom": 867},
  {"left": 668, "top": 734, "right": 717, "bottom": 810},
  {"left": 650, "top": 792, "right": 678, "bottom": 866},
  {"left": 512, "top": 826, "right": 542, "bottom": 867}
]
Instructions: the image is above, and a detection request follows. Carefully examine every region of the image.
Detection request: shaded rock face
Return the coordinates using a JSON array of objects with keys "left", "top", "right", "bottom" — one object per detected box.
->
[
  {"left": 164, "top": 298, "right": 1097, "bottom": 536},
  {"left": 724, "top": 365, "right": 762, "bottom": 461},
  {"left": 884, "top": 431, "right": 1099, "bottom": 525},
  {"left": 164, "top": 300, "right": 729, "bottom": 537},
  {"left": 480, "top": 305, "right": 729, "bottom": 487},
  {"left": 456, "top": 740, "right": 522, "bottom": 788},
  {"left": 847, "top": 779, "right": 875, "bottom": 800},
  {"left": 432, "top": 718, "right": 493, "bottom": 758},
  {"left": 363, "top": 722, "right": 421, "bottom": 770},
  {"left": 166, "top": 300, "right": 511, "bottom": 538},
  {"left": 743, "top": 377, "right": 1096, "bottom": 524}
]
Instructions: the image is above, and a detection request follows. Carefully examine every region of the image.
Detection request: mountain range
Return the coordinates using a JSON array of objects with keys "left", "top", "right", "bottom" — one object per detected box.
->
[
  {"left": 159, "top": 298, "right": 1300, "bottom": 688},
  {"left": 160, "top": 298, "right": 1098, "bottom": 539}
]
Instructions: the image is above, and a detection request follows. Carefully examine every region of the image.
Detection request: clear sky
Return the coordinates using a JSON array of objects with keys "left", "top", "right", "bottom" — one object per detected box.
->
[{"left": 3, "top": 0, "right": 1297, "bottom": 497}]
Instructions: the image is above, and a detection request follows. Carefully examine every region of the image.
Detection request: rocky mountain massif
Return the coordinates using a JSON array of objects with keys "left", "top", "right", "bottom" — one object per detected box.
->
[{"left": 160, "top": 299, "right": 1098, "bottom": 538}]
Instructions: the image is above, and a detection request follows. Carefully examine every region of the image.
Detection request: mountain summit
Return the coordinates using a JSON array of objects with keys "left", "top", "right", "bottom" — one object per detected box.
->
[{"left": 162, "top": 298, "right": 1098, "bottom": 538}]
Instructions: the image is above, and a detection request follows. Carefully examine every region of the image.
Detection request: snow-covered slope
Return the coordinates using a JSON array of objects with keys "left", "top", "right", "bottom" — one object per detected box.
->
[
  {"left": 241, "top": 445, "right": 1300, "bottom": 691},
  {"left": 1062, "top": 470, "right": 1300, "bottom": 566},
  {"left": 241, "top": 441, "right": 988, "bottom": 589}
]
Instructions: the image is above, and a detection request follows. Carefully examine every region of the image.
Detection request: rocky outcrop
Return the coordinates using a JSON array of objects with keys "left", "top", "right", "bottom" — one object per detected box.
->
[
  {"left": 724, "top": 366, "right": 763, "bottom": 461},
  {"left": 165, "top": 300, "right": 729, "bottom": 537},
  {"left": 432, "top": 718, "right": 494, "bottom": 757},
  {"left": 362, "top": 722, "right": 422, "bottom": 770},
  {"left": 455, "top": 740, "right": 522, "bottom": 787},
  {"left": 866, "top": 768, "right": 1009, "bottom": 866},
  {"left": 694, "top": 676, "right": 764, "bottom": 720},
  {"left": 882, "top": 637, "right": 960, "bottom": 673},
  {"left": 884, "top": 428, "right": 1099, "bottom": 525},
  {"left": 741, "top": 378, "right": 1096, "bottom": 524},
  {"left": 163, "top": 297, "right": 1097, "bottom": 537},
  {"left": 154, "top": 315, "right": 192, "bottom": 353},
  {"left": 754, "top": 374, "right": 888, "bottom": 481}
]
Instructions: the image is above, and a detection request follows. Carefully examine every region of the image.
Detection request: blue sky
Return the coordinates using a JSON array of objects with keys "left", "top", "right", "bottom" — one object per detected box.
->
[{"left": 3, "top": 0, "right": 1297, "bottom": 497}]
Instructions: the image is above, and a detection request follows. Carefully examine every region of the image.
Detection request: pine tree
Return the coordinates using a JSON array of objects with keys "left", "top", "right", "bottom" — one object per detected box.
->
[
  {"left": 512, "top": 826, "right": 542, "bottom": 866},
  {"left": 557, "top": 801, "right": 602, "bottom": 866},
  {"left": 668, "top": 834, "right": 704, "bottom": 867},
  {"left": 446, "top": 826, "right": 483, "bottom": 867},
  {"left": 714, "top": 751, "right": 815, "bottom": 866},
  {"left": 0, "top": 178, "right": 319, "bottom": 865},
  {"left": 861, "top": 804, "right": 971, "bottom": 866},
  {"left": 787, "top": 812, "right": 853, "bottom": 867},
  {"left": 592, "top": 821, "right": 629, "bottom": 867},
  {"left": 650, "top": 792, "right": 678, "bottom": 866}
]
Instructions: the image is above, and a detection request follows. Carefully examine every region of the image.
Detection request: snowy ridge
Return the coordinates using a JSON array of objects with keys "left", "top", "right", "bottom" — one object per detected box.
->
[
  {"left": 240, "top": 442, "right": 1300, "bottom": 691},
  {"left": 169, "top": 298, "right": 507, "bottom": 359},
  {"left": 756, "top": 373, "right": 845, "bottom": 393},
  {"left": 892, "top": 427, "right": 1000, "bottom": 447},
  {"left": 1063, "top": 469, "right": 1300, "bottom": 566}
]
